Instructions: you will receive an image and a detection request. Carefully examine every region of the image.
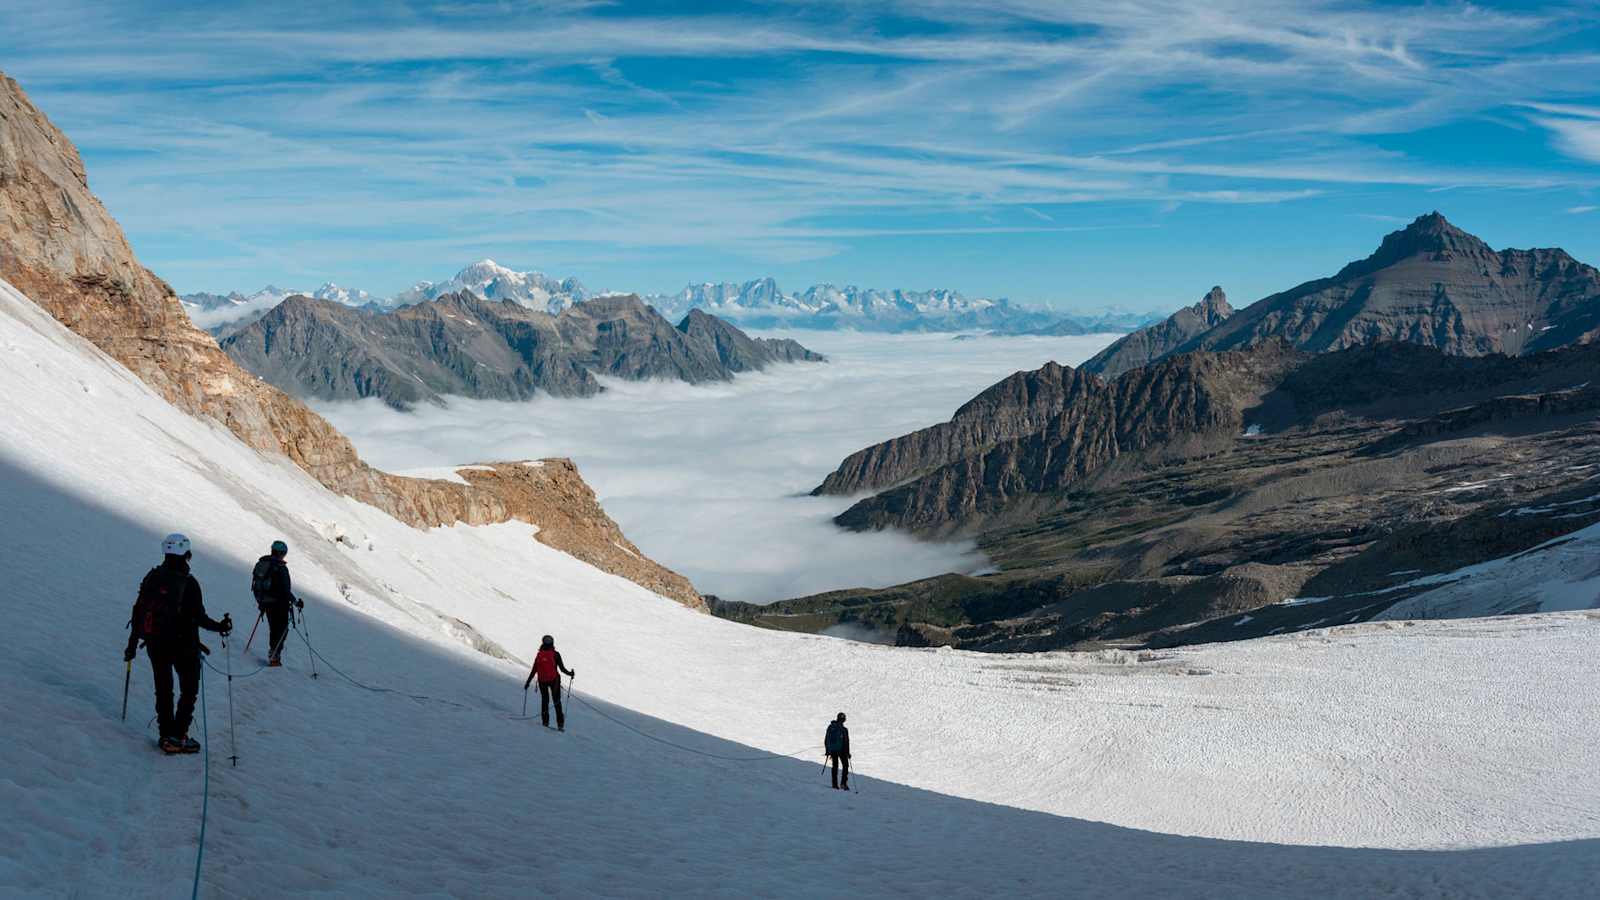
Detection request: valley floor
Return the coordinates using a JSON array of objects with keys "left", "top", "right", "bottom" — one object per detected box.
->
[{"left": 3, "top": 280, "right": 1599, "bottom": 897}]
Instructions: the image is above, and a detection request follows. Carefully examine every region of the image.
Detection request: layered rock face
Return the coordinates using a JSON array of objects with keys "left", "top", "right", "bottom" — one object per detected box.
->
[
  {"left": 221, "top": 291, "right": 823, "bottom": 409},
  {"left": 1082, "top": 286, "right": 1233, "bottom": 378},
  {"left": 813, "top": 361, "right": 1103, "bottom": 496},
  {"left": 0, "top": 72, "right": 703, "bottom": 610},
  {"left": 1173, "top": 213, "right": 1600, "bottom": 360},
  {"left": 831, "top": 345, "right": 1301, "bottom": 534}
]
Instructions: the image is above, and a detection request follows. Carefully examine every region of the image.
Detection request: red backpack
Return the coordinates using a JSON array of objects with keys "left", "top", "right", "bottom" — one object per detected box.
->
[
  {"left": 132, "top": 568, "right": 187, "bottom": 640},
  {"left": 533, "top": 649, "right": 559, "bottom": 683}
]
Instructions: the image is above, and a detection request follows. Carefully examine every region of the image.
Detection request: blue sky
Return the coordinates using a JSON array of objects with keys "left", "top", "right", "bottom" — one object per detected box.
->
[{"left": 2, "top": 0, "right": 1598, "bottom": 312}]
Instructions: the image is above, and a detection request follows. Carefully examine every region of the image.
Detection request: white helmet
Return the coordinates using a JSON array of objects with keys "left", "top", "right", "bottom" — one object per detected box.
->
[{"left": 162, "top": 533, "right": 192, "bottom": 557}]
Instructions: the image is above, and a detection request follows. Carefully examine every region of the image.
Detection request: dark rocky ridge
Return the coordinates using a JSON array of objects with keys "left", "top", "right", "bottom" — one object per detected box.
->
[
  {"left": 222, "top": 291, "right": 823, "bottom": 409},
  {"left": 831, "top": 344, "right": 1302, "bottom": 534},
  {"left": 1170, "top": 213, "right": 1600, "bottom": 360},
  {"left": 813, "top": 362, "right": 1103, "bottom": 496},
  {"left": 1082, "top": 286, "right": 1233, "bottom": 378}
]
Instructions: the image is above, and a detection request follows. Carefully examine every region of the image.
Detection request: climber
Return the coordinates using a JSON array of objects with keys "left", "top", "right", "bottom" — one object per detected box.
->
[
  {"left": 824, "top": 712, "right": 850, "bottom": 790},
  {"left": 524, "top": 635, "right": 576, "bottom": 731},
  {"left": 250, "top": 539, "right": 300, "bottom": 666},
  {"left": 124, "top": 533, "right": 232, "bottom": 754}
]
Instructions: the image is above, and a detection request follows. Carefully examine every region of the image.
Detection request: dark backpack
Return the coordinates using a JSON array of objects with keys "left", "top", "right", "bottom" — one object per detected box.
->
[
  {"left": 251, "top": 557, "right": 276, "bottom": 604},
  {"left": 132, "top": 567, "right": 188, "bottom": 641},
  {"left": 825, "top": 721, "right": 845, "bottom": 755}
]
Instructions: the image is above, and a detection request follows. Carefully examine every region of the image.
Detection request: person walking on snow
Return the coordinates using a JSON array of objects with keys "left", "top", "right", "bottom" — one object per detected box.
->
[
  {"left": 124, "top": 534, "right": 232, "bottom": 754},
  {"left": 824, "top": 712, "right": 850, "bottom": 790},
  {"left": 251, "top": 540, "right": 300, "bottom": 667},
  {"left": 524, "top": 635, "right": 575, "bottom": 731}
]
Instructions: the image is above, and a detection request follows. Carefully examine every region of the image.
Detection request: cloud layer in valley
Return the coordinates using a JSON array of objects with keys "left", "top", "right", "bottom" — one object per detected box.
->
[{"left": 318, "top": 331, "right": 1118, "bottom": 604}]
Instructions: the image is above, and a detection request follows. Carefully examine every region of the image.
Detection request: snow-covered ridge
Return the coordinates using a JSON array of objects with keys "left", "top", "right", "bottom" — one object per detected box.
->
[{"left": 182, "top": 261, "right": 1124, "bottom": 333}]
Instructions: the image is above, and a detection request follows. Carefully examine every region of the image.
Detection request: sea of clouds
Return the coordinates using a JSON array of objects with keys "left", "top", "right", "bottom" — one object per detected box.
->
[{"left": 317, "top": 331, "right": 1117, "bottom": 604}]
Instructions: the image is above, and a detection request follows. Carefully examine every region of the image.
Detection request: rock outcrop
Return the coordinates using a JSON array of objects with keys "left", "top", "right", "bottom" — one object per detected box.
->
[
  {"left": 220, "top": 291, "right": 824, "bottom": 409},
  {"left": 1082, "top": 286, "right": 1233, "bottom": 378},
  {"left": 0, "top": 71, "right": 703, "bottom": 610},
  {"left": 813, "top": 362, "right": 1103, "bottom": 496},
  {"left": 1168, "top": 213, "right": 1600, "bottom": 362},
  {"left": 832, "top": 344, "right": 1302, "bottom": 534}
]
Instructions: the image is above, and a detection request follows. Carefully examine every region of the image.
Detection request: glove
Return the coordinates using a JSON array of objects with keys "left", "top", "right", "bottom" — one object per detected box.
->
[
  {"left": 523, "top": 679, "right": 532, "bottom": 691},
  {"left": 568, "top": 669, "right": 576, "bottom": 679},
  {"left": 124, "top": 645, "right": 137, "bottom": 663},
  {"left": 218, "top": 614, "right": 233, "bottom": 636}
]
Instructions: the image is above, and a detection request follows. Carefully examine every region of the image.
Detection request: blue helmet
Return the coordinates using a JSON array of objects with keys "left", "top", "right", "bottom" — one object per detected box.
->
[{"left": 270, "top": 540, "right": 288, "bottom": 556}]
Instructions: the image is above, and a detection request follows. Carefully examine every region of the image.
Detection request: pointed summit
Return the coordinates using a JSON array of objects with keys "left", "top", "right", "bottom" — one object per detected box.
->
[
  {"left": 1197, "top": 286, "right": 1231, "bottom": 320},
  {"left": 1081, "top": 285, "right": 1237, "bottom": 378},
  {"left": 1344, "top": 211, "right": 1492, "bottom": 277}
]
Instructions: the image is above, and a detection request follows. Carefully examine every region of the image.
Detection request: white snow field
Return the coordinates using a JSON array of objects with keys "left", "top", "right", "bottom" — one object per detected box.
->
[{"left": 2, "top": 276, "right": 1599, "bottom": 898}]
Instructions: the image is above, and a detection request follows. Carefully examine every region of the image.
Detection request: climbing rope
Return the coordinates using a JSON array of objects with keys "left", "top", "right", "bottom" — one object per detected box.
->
[
  {"left": 292, "top": 622, "right": 471, "bottom": 711},
  {"left": 201, "top": 655, "right": 271, "bottom": 680},
  {"left": 191, "top": 657, "right": 211, "bottom": 900}
]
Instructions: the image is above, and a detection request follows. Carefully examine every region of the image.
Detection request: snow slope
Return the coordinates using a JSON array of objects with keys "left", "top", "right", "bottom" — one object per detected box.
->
[{"left": 2, "top": 277, "right": 1598, "bottom": 897}]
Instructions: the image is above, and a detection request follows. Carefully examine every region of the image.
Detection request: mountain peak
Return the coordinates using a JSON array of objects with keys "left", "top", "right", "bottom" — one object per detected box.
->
[{"left": 1338, "top": 212, "right": 1492, "bottom": 279}]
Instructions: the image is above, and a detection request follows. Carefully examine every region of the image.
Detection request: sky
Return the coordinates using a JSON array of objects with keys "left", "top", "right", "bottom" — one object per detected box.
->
[
  {"left": 2, "top": 0, "right": 1598, "bottom": 312},
  {"left": 318, "top": 330, "right": 1117, "bottom": 604}
]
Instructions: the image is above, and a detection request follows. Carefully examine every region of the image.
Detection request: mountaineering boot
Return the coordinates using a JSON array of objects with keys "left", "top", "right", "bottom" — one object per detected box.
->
[
  {"left": 159, "top": 736, "right": 184, "bottom": 754},
  {"left": 268, "top": 657, "right": 283, "bottom": 668},
  {"left": 180, "top": 736, "right": 201, "bottom": 754},
  {"left": 558, "top": 725, "right": 565, "bottom": 733}
]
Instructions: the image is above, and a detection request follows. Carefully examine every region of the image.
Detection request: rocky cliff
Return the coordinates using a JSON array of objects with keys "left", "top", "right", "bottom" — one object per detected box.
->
[
  {"left": 0, "top": 71, "right": 703, "bottom": 610},
  {"left": 221, "top": 291, "right": 823, "bottom": 408},
  {"left": 833, "top": 345, "right": 1301, "bottom": 534},
  {"left": 1082, "top": 286, "right": 1233, "bottom": 378},
  {"left": 1171, "top": 213, "right": 1600, "bottom": 361},
  {"left": 813, "top": 361, "right": 1103, "bottom": 496},
  {"left": 675, "top": 308, "right": 824, "bottom": 371}
]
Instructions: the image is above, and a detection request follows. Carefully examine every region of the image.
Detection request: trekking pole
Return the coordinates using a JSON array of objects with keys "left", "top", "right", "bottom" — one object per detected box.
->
[
  {"left": 121, "top": 659, "right": 132, "bottom": 721},
  {"left": 521, "top": 685, "right": 529, "bottom": 717},
  {"left": 243, "top": 612, "right": 263, "bottom": 653},
  {"left": 299, "top": 600, "right": 318, "bottom": 679},
  {"left": 223, "top": 634, "right": 239, "bottom": 767}
]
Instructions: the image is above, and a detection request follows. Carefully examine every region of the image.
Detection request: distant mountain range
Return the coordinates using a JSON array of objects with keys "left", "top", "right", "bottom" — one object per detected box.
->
[
  {"left": 183, "top": 261, "right": 1161, "bottom": 336},
  {"left": 219, "top": 292, "right": 824, "bottom": 409}
]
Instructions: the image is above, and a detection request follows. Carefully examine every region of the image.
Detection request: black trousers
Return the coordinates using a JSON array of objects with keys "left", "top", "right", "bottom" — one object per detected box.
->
[
  {"left": 264, "top": 603, "right": 290, "bottom": 660},
  {"left": 147, "top": 644, "right": 200, "bottom": 740},
  {"left": 829, "top": 754, "right": 850, "bottom": 789},
  {"left": 539, "top": 681, "right": 564, "bottom": 728}
]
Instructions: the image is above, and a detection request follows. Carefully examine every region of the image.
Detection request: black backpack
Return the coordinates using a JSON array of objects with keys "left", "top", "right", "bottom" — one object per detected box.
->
[
  {"left": 132, "top": 567, "right": 188, "bottom": 640},
  {"left": 825, "top": 721, "right": 845, "bottom": 755},
  {"left": 251, "top": 557, "right": 276, "bottom": 604}
]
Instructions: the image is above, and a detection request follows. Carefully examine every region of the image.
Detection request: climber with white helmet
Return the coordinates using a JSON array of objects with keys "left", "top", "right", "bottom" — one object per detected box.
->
[{"left": 123, "top": 533, "right": 232, "bottom": 754}]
